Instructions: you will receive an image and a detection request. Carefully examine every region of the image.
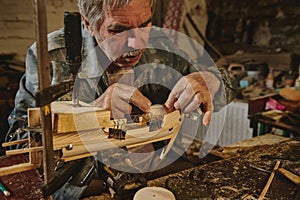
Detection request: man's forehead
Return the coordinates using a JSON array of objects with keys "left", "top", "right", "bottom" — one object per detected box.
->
[
  {"left": 103, "top": 0, "right": 152, "bottom": 21},
  {"left": 103, "top": 0, "right": 151, "bottom": 10}
]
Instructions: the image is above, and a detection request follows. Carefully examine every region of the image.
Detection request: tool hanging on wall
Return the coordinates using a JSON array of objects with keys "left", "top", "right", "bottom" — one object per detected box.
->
[{"left": 64, "top": 12, "right": 82, "bottom": 107}]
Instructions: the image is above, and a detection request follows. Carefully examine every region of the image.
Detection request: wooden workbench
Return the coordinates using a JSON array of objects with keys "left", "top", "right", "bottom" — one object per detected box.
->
[
  {"left": 2, "top": 134, "right": 299, "bottom": 199},
  {"left": 148, "top": 134, "right": 300, "bottom": 199}
]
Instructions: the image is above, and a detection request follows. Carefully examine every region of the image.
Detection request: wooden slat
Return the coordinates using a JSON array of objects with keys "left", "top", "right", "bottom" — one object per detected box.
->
[
  {"left": 2, "top": 139, "right": 28, "bottom": 147},
  {"left": 0, "top": 163, "right": 39, "bottom": 177},
  {"left": 258, "top": 161, "right": 281, "bottom": 200},
  {"left": 5, "top": 147, "right": 43, "bottom": 156},
  {"left": 277, "top": 168, "right": 300, "bottom": 186}
]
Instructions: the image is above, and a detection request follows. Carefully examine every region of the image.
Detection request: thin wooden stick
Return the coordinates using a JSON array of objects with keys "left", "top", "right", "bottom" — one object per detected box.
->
[
  {"left": 2, "top": 139, "right": 28, "bottom": 147},
  {"left": 258, "top": 161, "right": 281, "bottom": 200},
  {"left": 277, "top": 168, "right": 300, "bottom": 186},
  {"left": 6, "top": 147, "right": 43, "bottom": 156}
]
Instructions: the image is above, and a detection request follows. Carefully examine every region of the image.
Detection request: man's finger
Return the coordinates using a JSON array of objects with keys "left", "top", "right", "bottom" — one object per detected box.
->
[
  {"left": 130, "top": 90, "right": 152, "bottom": 113},
  {"left": 111, "top": 83, "right": 151, "bottom": 113},
  {"left": 165, "top": 78, "right": 187, "bottom": 109},
  {"left": 199, "top": 93, "right": 214, "bottom": 126},
  {"left": 181, "top": 94, "right": 201, "bottom": 114},
  {"left": 112, "top": 99, "right": 132, "bottom": 115},
  {"left": 111, "top": 108, "right": 126, "bottom": 119},
  {"left": 174, "top": 85, "right": 194, "bottom": 110},
  {"left": 202, "top": 110, "right": 212, "bottom": 127},
  {"left": 165, "top": 90, "right": 177, "bottom": 110},
  {"left": 113, "top": 83, "right": 136, "bottom": 101}
]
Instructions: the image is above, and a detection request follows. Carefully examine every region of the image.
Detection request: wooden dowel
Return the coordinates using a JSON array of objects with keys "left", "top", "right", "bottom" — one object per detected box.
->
[
  {"left": 5, "top": 147, "right": 43, "bottom": 156},
  {"left": 0, "top": 163, "right": 38, "bottom": 177},
  {"left": 2, "top": 139, "right": 28, "bottom": 147},
  {"left": 277, "top": 168, "right": 300, "bottom": 186},
  {"left": 258, "top": 161, "right": 281, "bottom": 200}
]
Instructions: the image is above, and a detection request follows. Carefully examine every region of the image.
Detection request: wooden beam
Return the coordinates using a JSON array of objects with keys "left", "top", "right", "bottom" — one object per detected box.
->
[{"left": 33, "top": 0, "right": 54, "bottom": 184}]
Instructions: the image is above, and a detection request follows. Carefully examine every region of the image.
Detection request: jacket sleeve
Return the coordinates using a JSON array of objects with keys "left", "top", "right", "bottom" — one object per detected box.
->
[
  {"left": 205, "top": 65, "right": 239, "bottom": 111},
  {"left": 6, "top": 45, "right": 39, "bottom": 143}
]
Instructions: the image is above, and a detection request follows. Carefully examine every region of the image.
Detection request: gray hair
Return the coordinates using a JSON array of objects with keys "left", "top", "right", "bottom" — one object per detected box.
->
[{"left": 78, "top": 0, "right": 155, "bottom": 31}]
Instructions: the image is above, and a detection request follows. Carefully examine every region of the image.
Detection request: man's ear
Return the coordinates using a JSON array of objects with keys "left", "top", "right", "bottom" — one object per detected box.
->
[{"left": 82, "top": 16, "right": 95, "bottom": 36}]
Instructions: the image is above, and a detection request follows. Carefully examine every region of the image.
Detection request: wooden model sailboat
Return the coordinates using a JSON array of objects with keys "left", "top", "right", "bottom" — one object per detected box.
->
[{"left": 0, "top": 101, "right": 183, "bottom": 176}]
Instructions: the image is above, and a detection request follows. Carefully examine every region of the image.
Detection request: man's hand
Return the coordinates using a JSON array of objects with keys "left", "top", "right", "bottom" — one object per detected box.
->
[
  {"left": 165, "top": 71, "right": 220, "bottom": 126},
  {"left": 91, "top": 83, "right": 152, "bottom": 118}
]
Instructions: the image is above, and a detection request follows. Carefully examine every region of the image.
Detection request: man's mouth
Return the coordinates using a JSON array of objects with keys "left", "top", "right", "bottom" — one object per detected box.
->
[{"left": 121, "top": 49, "right": 142, "bottom": 58}]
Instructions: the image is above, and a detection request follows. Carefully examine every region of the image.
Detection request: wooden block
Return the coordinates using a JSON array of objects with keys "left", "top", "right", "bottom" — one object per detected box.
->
[
  {"left": 28, "top": 107, "right": 41, "bottom": 127},
  {"left": 53, "top": 109, "right": 111, "bottom": 134},
  {"left": 27, "top": 101, "right": 111, "bottom": 133}
]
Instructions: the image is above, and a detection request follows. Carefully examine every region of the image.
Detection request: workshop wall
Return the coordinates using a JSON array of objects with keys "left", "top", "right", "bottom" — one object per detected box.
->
[
  {"left": 206, "top": 0, "right": 300, "bottom": 55},
  {"left": 0, "top": 0, "right": 78, "bottom": 61}
]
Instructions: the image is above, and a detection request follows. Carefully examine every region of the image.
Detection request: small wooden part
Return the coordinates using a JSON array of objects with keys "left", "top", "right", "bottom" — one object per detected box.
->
[
  {"left": 5, "top": 147, "right": 43, "bottom": 156},
  {"left": 277, "top": 168, "right": 300, "bottom": 186},
  {"left": 0, "top": 163, "right": 38, "bottom": 177},
  {"left": 28, "top": 107, "right": 43, "bottom": 166},
  {"left": 2, "top": 139, "right": 28, "bottom": 147},
  {"left": 134, "top": 186, "right": 176, "bottom": 200},
  {"left": 62, "top": 152, "right": 97, "bottom": 162},
  {"left": 258, "top": 161, "right": 281, "bottom": 200},
  {"left": 159, "top": 110, "right": 183, "bottom": 159},
  {"left": 28, "top": 107, "right": 41, "bottom": 127}
]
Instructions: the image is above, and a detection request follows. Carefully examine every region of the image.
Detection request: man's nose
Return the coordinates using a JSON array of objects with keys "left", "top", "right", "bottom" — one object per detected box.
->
[
  {"left": 127, "top": 29, "right": 145, "bottom": 49},
  {"left": 128, "top": 37, "right": 138, "bottom": 48}
]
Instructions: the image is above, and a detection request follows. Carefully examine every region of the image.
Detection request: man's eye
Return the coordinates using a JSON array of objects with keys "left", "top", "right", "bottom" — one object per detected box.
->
[
  {"left": 140, "top": 22, "right": 151, "bottom": 28},
  {"left": 108, "top": 30, "right": 124, "bottom": 34}
]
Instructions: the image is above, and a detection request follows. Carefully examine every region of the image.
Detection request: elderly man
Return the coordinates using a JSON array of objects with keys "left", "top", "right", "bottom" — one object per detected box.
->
[{"left": 7, "top": 0, "right": 237, "bottom": 198}]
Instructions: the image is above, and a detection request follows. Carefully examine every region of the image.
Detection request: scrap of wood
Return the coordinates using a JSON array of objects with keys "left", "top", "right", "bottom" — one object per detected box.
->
[
  {"left": 5, "top": 147, "right": 43, "bottom": 156},
  {"left": 0, "top": 163, "right": 39, "bottom": 177},
  {"left": 2, "top": 139, "right": 28, "bottom": 147},
  {"left": 28, "top": 107, "right": 41, "bottom": 127},
  {"left": 277, "top": 168, "right": 300, "bottom": 186},
  {"left": 258, "top": 161, "right": 281, "bottom": 200}
]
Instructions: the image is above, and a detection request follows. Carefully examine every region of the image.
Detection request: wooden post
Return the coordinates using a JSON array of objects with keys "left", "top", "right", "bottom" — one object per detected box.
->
[{"left": 32, "top": 0, "right": 54, "bottom": 184}]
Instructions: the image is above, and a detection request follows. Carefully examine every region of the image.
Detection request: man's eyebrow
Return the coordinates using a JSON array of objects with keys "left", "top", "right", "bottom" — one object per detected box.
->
[
  {"left": 107, "top": 17, "right": 152, "bottom": 31},
  {"left": 108, "top": 23, "right": 131, "bottom": 31},
  {"left": 139, "top": 18, "right": 152, "bottom": 27}
]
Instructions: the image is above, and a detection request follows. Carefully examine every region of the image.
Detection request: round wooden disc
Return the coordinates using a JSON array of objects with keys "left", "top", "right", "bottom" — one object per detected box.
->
[{"left": 133, "top": 187, "right": 176, "bottom": 200}]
